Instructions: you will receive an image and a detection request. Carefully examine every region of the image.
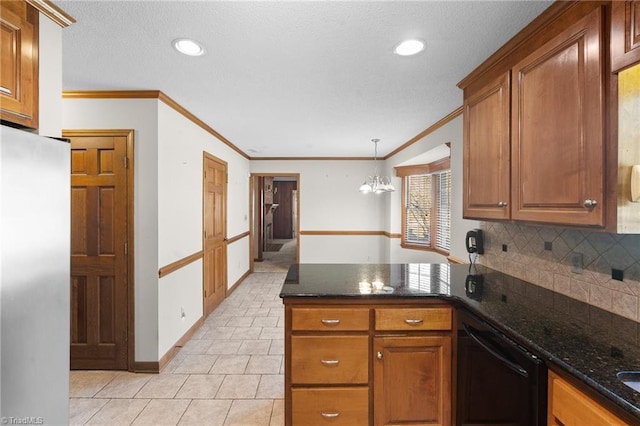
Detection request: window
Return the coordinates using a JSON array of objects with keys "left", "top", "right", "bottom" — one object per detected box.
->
[{"left": 395, "top": 157, "right": 451, "bottom": 253}]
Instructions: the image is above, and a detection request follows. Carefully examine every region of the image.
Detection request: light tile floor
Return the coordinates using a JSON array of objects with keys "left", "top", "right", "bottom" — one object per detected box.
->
[{"left": 69, "top": 263, "right": 290, "bottom": 425}]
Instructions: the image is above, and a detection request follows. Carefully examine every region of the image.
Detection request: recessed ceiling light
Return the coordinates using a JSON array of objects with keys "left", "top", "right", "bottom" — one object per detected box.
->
[
  {"left": 172, "top": 38, "right": 205, "bottom": 56},
  {"left": 393, "top": 39, "right": 425, "bottom": 56}
]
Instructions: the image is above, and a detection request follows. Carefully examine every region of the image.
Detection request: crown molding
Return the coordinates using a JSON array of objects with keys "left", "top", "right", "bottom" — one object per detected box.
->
[
  {"left": 62, "top": 90, "right": 249, "bottom": 159},
  {"left": 26, "top": 0, "right": 75, "bottom": 27},
  {"left": 384, "top": 106, "right": 463, "bottom": 160},
  {"left": 250, "top": 156, "right": 373, "bottom": 161}
]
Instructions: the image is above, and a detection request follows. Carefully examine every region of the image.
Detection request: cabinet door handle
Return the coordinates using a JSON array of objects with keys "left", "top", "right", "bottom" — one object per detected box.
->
[
  {"left": 377, "top": 351, "right": 383, "bottom": 360},
  {"left": 404, "top": 319, "right": 423, "bottom": 325},
  {"left": 497, "top": 201, "right": 508, "bottom": 207},
  {"left": 583, "top": 199, "right": 597, "bottom": 208},
  {"left": 321, "top": 412, "right": 340, "bottom": 418},
  {"left": 321, "top": 319, "right": 340, "bottom": 325},
  {"left": 320, "top": 359, "right": 340, "bottom": 366},
  {"left": 0, "top": 86, "right": 12, "bottom": 95}
]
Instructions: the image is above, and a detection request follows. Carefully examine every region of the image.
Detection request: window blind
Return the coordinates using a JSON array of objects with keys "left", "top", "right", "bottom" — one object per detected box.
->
[
  {"left": 405, "top": 174, "right": 432, "bottom": 246},
  {"left": 435, "top": 170, "right": 451, "bottom": 252}
]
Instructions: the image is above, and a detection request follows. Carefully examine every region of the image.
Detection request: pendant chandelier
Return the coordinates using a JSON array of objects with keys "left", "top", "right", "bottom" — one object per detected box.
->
[{"left": 359, "top": 139, "right": 395, "bottom": 194}]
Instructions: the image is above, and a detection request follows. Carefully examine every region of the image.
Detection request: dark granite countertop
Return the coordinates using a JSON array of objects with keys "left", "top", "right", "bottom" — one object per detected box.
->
[{"left": 279, "top": 263, "right": 640, "bottom": 421}]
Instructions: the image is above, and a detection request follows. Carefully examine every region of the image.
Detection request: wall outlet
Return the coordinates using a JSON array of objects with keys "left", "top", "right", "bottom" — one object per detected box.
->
[
  {"left": 612, "top": 269, "right": 624, "bottom": 281},
  {"left": 570, "top": 252, "right": 583, "bottom": 274},
  {"left": 544, "top": 241, "right": 553, "bottom": 251},
  {"left": 502, "top": 244, "right": 508, "bottom": 252}
]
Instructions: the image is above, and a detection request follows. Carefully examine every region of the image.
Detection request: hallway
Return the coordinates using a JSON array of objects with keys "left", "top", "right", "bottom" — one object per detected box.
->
[
  {"left": 69, "top": 270, "right": 287, "bottom": 425},
  {"left": 254, "top": 239, "right": 297, "bottom": 273}
]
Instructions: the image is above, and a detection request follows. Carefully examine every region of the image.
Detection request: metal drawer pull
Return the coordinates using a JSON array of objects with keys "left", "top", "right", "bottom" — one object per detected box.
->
[
  {"left": 0, "top": 86, "right": 12, "bottom": 95},
  {"left": 404, "top": 319, "right": 424, "bottom": 325},
  {"left": 321, "top": 319, "right": 341, "bottom": 325},
  {"left": 321, "top": 412, "right": 340, "bottom": 418},
  {"left": 320, "top": 359, "right": 340, "bottom": 366}
]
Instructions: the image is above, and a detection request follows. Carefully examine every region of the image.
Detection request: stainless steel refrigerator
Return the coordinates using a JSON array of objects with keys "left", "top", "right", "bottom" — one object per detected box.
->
[{"left": 0, "top": 124, "right": 70, "bottom": 424}]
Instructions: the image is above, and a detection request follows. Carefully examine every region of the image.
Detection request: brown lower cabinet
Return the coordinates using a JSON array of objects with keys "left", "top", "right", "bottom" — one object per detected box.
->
[
  {"left": 284, "top": 301, "right": 452, "bottom": 426},
  {"left": 373, "top": 335, "right": 451, "bottom": 425},
  {"left": 548, "top": 370, "right": 629, "bottom": 426}
]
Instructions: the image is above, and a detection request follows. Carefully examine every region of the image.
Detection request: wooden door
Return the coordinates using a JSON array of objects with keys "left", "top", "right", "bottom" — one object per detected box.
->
[
  {"left": 511, "top": 7, "right": 604, "bottom": 226},
  {"left": 463, "top": 71, "right": 511, "bottom": 220},
  {"left": 273, "top": 181, "right": 296, "bottom": 239},
  {"left": 374, "top": 335, "right": 451, "bottom": 426},
  {"left": 203, "top": 153, "right": 227, "bottom": 316},
  {"left": 68, "top": 131, "right": 132, "bottom": 370}
]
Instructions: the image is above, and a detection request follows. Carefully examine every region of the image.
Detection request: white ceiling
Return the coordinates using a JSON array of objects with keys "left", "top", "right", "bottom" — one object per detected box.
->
[{"left": 56, "top": 0, "right": 551, "bottom": 158}]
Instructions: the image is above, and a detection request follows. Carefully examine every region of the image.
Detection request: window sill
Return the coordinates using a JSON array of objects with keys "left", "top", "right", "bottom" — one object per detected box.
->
[{"left": 400, "top": 243, "right": 450, "bottom": 257}]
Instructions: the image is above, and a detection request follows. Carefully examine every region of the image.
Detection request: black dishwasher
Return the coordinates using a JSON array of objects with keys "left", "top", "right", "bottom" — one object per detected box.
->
[{"left": 456, "top": 308, "right": 547, "bottom": 425}]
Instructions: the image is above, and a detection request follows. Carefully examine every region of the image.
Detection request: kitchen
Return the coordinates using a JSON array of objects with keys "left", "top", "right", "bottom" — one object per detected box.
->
[{"left": 1, "top": 0, "right": 640, "bottom": 425}]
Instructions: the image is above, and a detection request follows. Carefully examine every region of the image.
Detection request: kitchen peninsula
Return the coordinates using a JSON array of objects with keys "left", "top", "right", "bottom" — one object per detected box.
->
[{"left": 280, "top": 263, "right": 640, "bottom": 425}]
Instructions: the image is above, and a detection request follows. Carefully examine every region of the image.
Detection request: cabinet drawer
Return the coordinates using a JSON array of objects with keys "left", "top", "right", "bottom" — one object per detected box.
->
[
  {"left": 292, "top": 387, "right": 369, "bottom": 425},
  {"left": 292, "top": 308, "right": 369, "bottom": 331},
  {"left": 291, "top": 336, "right": 368, "bottom": 384},
  {"left": 375, "top": 307, "right": 452, "bottom": 331}
]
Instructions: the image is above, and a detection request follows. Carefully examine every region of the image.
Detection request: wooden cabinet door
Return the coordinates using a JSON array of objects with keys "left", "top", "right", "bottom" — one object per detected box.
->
[
  {"left": 374, "top": 335, "right": 451, "bottom": 426},
  {"left": 548, "top": 371, "right": 628, "bottom": 425},
  {"left": 0, "top": 1, "right": 38, "bottom": 129},
  {"left": 511, "top": 7, "right": 604, "bottom": 226},
  {"left": 463, "top": 72, "right": 511, "bottom": 220},
  {"left": 612, "top": 1, "right": 640, "bottom": 72}
]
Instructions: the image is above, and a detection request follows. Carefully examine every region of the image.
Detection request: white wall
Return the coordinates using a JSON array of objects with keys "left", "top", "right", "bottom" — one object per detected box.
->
[
  {"left": 63, "top": 98, "right": 251, "bottom": 361},
  {"left": 62, "top": 98, "right": 160, "bottom": 362},
  {"left": 299, "top": 235, "right": 386, "bottom": 263},
  {"left": 157, "top": 102, "right": 250, "bottom": 357},
  {"left": 38, "top": 14, "right": 63, "bottom": 137},
  {"left": 250, "top": 160, "right": 388, "bottom": 263},
  {"left": 251, "top": 116, "right": 476, "bottom": 265},
  {"left": 386, "top": 115, "right": 480, "bottom": 263},
  {"left": 62, "top": 95, "right": 470, "bottom": 360}
]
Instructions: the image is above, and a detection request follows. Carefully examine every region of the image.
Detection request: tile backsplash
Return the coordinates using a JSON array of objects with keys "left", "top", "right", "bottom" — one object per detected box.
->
[{"left": 478, "top": 222, "right": 640, "bottom": 322}]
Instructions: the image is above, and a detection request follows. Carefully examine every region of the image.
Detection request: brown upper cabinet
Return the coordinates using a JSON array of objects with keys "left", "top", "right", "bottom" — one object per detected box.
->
[
  {"left": 461, "top": 1, "right": 639, "bottom": 233},
  {"left": 463, "top": 72, "right": 511, "bottom": 220},
  {"left": 511, "top": 7, "right": 604, "bottom": 226},
  {"left": 611, "top": 0, "right": 640, "bottom": 72},
  {"left": 0, "top": 0, "right": 38, "bottom": 129}
]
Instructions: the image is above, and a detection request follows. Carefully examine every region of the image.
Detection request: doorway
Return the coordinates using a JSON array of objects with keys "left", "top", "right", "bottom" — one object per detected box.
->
[
  {"left": 251, "top": 174, "right": 299, "bottom": 272},
  {"left": 66, "top": 129, "right": 134, "bottom": 370}
]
